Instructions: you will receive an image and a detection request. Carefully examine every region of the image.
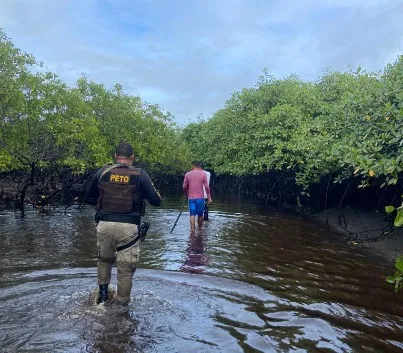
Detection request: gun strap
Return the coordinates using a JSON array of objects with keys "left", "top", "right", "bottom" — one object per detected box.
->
[{"left": 99, "top": 164, "right": 120, "bottom": 180}]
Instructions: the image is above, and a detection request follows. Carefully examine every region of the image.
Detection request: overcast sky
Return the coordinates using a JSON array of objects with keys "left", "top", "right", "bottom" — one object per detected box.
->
[{"left": 1, "top": 0, "right": 402, "bottom": 124}]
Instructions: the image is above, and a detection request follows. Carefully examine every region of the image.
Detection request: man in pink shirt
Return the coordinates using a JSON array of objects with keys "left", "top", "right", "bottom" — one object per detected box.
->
[{"left": 183, "top": 161, "right": 212, "bottom": 233}]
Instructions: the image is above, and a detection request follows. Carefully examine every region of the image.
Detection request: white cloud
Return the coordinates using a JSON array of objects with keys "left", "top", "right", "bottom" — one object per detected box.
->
[{"left": 0, "top": 0, "right": 402, "bottom": 124}]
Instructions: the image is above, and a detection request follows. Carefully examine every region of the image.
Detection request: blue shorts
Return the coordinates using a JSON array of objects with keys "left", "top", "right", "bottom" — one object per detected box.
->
[{"left": 188, "top": 198, "right": 205, "bottom": 216}]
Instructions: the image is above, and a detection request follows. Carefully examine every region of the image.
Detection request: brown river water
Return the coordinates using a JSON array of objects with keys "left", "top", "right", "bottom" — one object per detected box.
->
[{"left": 0, "top": 195, "right": 402, "bottom": 353}]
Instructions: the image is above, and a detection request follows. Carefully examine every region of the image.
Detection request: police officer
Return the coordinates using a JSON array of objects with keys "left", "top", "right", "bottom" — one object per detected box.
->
[{"left": 85, "top": 143, "right": 161, "bottom": 305}]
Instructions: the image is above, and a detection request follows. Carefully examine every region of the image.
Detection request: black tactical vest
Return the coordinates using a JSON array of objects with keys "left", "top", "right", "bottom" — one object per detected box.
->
[{"left": 96, "top": 164, "right": 143, "bottom": 224}]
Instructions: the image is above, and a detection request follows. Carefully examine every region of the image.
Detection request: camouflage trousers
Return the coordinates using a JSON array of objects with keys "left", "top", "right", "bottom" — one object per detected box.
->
[{"left": 96, "top": 221, "right": 140, "bottom": 304}]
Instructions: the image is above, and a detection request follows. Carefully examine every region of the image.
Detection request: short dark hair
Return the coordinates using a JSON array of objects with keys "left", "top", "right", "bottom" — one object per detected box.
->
[
  {"left": 115, "top": 143, "right": 134, "bottom": 158},
  {"left": 191, "top": 161, "right": 201, "bottom": 168}
]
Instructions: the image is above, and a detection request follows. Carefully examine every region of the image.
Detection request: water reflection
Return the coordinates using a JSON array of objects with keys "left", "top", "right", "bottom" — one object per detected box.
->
[{"left": 180, "top": 231, "right": 209, "bottom": 273}]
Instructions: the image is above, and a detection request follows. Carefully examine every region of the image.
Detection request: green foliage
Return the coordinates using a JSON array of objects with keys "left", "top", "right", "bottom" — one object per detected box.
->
[
  {"left": 0, "top": 29, "right": 190, "bottom": 177},
  {"left": 395, "top": 210, "right": 403, "bottom": 228},
  {"left": 385, "top": 205, "right": 395, "bottom": 214},
  {"left": 385, "top": 203, "right": 403, "bottom": 227},
  {"left": 385, "top": 202, "right": 403, "bottom": 292},
  {"left": 386, "top": 256, "right": 403, "bottom": 293},
  {"left": 181, "top": 58, "right": 403, "bottom": 190}
]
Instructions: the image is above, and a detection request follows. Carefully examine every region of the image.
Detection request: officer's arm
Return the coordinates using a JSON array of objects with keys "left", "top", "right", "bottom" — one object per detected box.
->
[
  {"left": 140, "top": 170, "right": 161, "bottom": 206},
  {"left": 84, "top": 170, "right": 102, "bottom": 206}
]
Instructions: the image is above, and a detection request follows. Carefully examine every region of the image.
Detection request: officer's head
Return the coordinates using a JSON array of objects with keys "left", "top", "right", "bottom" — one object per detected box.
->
[{"left": 115, "top": 143, "right": 134, "bottom": 163}]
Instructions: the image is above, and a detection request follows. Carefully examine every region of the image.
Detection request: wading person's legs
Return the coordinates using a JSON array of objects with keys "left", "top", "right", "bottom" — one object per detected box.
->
[
  {"left": 189, "top": 215, "right": 196, "bottom": 233},
  {"left": 189, "top": 198, "right": 206, "bottom": 232},
  {"left": 203, "top": 199, "right": 209, "bottom": 221},
  {"left": 188, "top": 199, "right": 198, "bottom": 233},
  {"left": 115, "top": 223, "right": 140, "bottom": 304},
  {"left": 196, "top": 198, "right": 205, "bottom": 229},
  {"left": 197, "top": 215, "right": 204, "bottom": 229},
  {"left": 97, "top": 221, "right": 116, "bottom": 303}
]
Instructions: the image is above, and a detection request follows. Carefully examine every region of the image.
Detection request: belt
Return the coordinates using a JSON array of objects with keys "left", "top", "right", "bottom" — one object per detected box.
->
[
  {"left": 115, "top": 221, "right": 150, "bottom": 252},
  {"left": 116, "top": 234, "right": 141, "bottom": 252},
  {"left": 98, "top": 213, "right": 140, "bottom": 224}
]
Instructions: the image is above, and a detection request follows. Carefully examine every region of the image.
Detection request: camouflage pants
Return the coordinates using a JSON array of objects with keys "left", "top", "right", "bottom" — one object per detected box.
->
[{"left": 96, "top": 221, "right": 140, "bottom": 304}]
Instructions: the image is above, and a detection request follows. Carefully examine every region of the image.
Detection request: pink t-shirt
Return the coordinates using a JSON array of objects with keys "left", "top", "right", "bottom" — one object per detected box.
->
[{"left": 183, "top": 169, "right": 211, "bottom": 200}]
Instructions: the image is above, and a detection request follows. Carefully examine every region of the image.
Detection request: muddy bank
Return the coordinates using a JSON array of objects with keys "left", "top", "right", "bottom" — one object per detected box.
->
[{"left": 312, "top": 207, "right": 402, "bottom": 263}]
